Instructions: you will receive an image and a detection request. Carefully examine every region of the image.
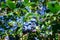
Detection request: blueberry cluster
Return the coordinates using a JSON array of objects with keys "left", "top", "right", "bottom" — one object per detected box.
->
[
  {"left": 0, "top": 15, "right": 18, "bottom": 34},
  {"left": 22, "top": 18, "right": 38, "bottom": 34}
]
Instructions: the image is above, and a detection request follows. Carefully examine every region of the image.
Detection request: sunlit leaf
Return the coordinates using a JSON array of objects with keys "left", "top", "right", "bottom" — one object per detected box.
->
[{"left": 6, "top": 0, "right": 16, "bottom": 9}]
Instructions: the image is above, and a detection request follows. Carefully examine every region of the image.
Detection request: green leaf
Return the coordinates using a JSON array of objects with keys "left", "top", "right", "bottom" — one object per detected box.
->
[
  {"left": 1, "top": 2, "right": 6, "bottom": 8},
  {"left": 6, "top": 0, "right": 16, "bottom": 10},
  {"left": 47, "top": 1, "right": 60, "bottom": 13},
  {"left": 24, "top": 0, "right": 29, "bottom": 3}
]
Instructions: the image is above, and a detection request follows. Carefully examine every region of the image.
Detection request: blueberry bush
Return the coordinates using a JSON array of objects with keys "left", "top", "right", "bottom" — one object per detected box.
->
[{"left": 0, "top": 0, "right": 60, "bottom": 40}]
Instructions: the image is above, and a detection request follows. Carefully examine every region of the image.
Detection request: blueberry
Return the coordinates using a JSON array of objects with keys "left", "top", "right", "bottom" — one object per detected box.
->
[
  {"left": 24, "top": 22, "right": 29, "bottom": 26},
  {"left": 28, "top": 22, "right": 31, "bottom": 25},
  {"left": 25, "top": 6, "right": 31, "bottom": 12},
  {"left": 4, "top": 23, "right": 10, "bottom": 28},
  {"left": 7, "top": 19, "right": 12, "bottom": 22},
  {"left": 0, "top": 16, "right": 3, "bottom": 19},
  {"left": 47, "top": 25, "right": 52, "bottom": 30},
  {"left": 23, "top": 26, "right": 28, "bottom": 31},
  {"left": 5, "top": 36, "right": 9, "bottom": 40},
  {"left": 0, "top": 27, "right": 4, "bottom": 31},
  {"left": 30, "top": 18, "right": 36, "bottom": 22},
  {"left": 27, "top": 25, "right": 31, "bottom": 30},
  {"left": 37, "top": 10, "right": 41, "bottom": 14},
  {"left": 34, "top": 37, "right": 39, "bottom": 40},
  {"left": 22, "top": 27, "right": 28, "bottom": 34},
  {"left": 13, "top": 26, "right": 18, "bottom": 30},
  {"left": 32, "top": 29, "right": 36, "bottom": 33}
]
